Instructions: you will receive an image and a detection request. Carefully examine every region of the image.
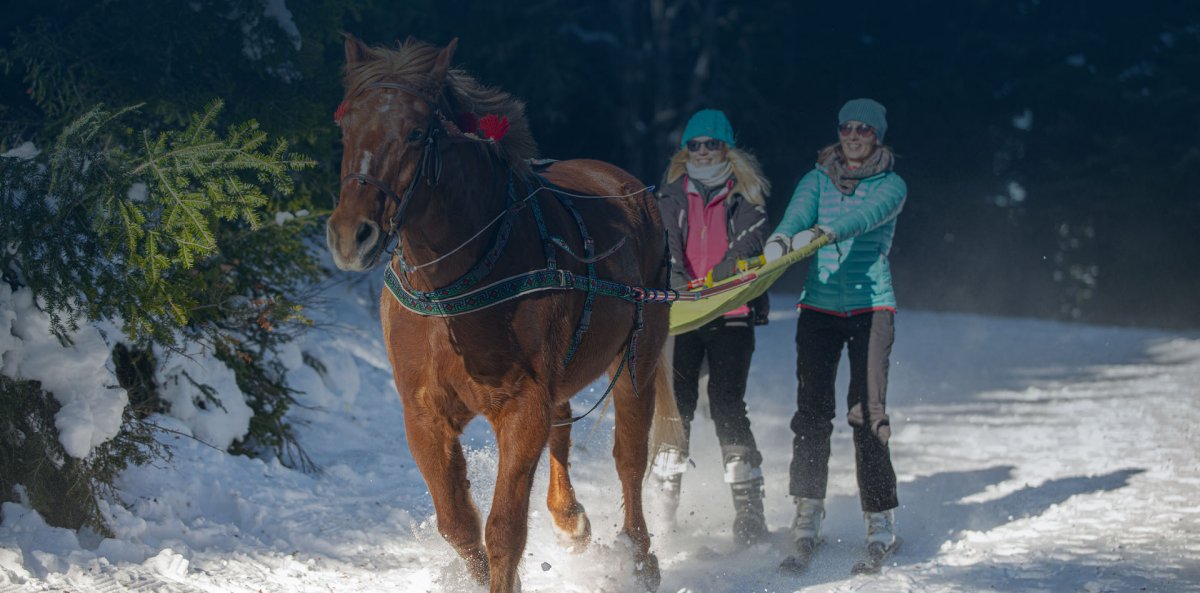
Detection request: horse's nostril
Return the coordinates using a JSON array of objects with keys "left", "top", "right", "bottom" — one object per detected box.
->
[{"left": 355, "top": 222, "right": 375, "bottom": 246}]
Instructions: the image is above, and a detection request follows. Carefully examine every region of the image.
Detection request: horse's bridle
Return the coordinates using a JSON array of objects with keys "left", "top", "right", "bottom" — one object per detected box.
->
[{"left": 339, "top": 82, "right": 456, "bottom": 237}]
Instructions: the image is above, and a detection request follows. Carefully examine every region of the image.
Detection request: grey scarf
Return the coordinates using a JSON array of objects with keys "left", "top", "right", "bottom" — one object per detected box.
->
[{"left": 817, "top": 144, "right": 895, "bottom": 195}]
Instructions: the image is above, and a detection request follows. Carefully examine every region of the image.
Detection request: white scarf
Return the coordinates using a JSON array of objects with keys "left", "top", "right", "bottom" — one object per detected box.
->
[{"left": 686, "top": 160, "right": 733, "bottom": 188}]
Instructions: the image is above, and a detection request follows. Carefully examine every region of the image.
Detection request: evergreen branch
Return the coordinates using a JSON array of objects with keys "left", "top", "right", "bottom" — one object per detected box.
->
[
  {"left": 130, "top": 142, "right": 238, "bottom": 176},
  {"left": 189, "top": 99, "right": 223, "bottom": 145}
]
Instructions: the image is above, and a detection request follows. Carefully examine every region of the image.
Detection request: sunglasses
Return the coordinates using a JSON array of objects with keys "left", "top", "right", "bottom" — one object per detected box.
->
[
  {"left": 838, "top": 123, "right": 876, "bottom": 138},
  {"left": 686, "top": 138, "right": 725, "bottom": 152}
]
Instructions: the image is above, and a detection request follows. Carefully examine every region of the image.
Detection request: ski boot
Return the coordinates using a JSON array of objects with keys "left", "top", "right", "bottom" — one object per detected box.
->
[
  {"left": 779, "top": 497, "right": 824, "bottom": 574},
  {"left": 851, "top": 509, "right": 901, "bottom": 574},
  {"left": 725, "top": 455, "right": 767, "bottom": 546},
  {"left": 648, "top": 447, "right": 687, "bottom": 528}
]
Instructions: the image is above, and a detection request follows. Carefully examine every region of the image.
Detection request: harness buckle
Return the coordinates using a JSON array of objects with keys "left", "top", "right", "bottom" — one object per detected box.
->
[{"left": 558, "top": 270, "right": 575, "bottom": 290}]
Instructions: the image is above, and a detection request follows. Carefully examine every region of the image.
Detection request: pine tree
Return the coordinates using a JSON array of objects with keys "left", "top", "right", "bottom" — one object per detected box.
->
[
  {"left": 0, "top": 99, "right": 319, "bottom": 530},
  {"left": 2, "top": 101, "right": 314, "bottom": 342}
]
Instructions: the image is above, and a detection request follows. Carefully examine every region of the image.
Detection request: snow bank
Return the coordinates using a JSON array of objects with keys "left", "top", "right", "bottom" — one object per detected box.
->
[
  {"left": 154, "top": 343, "right": 252, "bottom": 451},
  {"left": 0, "top": 284, "right": 127, "bottom": 458}
]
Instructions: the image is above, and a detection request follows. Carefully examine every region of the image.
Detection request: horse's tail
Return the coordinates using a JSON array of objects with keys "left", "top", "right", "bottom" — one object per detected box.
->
[{"left": 647, "top": 338, "right": 686, "bottom": 473}]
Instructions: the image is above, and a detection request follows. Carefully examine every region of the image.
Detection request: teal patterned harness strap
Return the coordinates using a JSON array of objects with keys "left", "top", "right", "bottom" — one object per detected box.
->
[
  {"left": 384, "top": 262, "right": 642, "bottom": 317},
  {"left": 394, "top": 173, "right": 520, "bottom": 298}
]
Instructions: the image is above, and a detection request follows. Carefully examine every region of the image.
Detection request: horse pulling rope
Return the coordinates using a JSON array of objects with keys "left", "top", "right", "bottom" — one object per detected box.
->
[{"left": 331, "top": 37, "right": 834, "bottom": 593}]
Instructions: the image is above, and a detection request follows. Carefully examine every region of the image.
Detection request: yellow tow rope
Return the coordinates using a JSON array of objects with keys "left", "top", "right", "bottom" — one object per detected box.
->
[{"left": 668, "top": 235, "right": 831, "bottom": 334}]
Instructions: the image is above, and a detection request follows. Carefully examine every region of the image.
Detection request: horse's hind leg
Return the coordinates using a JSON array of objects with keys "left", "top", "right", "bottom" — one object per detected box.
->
[
  {"left": 547, "top": 400, "right": 591, "bottom": 551},
  {"left": 403, "top": 405, "right": 489, "bottom": 584},
  {"left": 611, "top": 348, "right": 664, "bottom": 591},
  {"left": 486, "top": 391, "right": 552, "bottom": 593}
]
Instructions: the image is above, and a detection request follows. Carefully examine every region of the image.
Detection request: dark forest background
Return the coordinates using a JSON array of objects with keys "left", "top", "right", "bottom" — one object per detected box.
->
[{"left": 3, "top": 0, "right": 1198, "bottom": 329}]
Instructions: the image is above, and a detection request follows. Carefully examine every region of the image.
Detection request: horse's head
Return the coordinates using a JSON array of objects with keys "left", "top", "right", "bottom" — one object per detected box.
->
[{"left": 326, "top": 35, "right": 458, "bottom": 271}]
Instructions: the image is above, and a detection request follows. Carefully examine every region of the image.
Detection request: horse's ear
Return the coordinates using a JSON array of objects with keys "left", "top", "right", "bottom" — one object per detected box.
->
[
  {"left": 344, "top": 33, "right": 368, "bottom": 65},
  {"left": 430, "top": 38, "right": 459, "bottom": 86}
]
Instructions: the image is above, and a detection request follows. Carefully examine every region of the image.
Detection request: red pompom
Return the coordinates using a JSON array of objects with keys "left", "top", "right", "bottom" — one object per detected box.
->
[
  {"left": 478, "top": 114, "right": 510, "bottom": 141},
  {"left": 456, "top": 112, "right": 479, "bottom": 134},
  {"left": 334, "top": 101, "right": 348, "bottom": 124}
]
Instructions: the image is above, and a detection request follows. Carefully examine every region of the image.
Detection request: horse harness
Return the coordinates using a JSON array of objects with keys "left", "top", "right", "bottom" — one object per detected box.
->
[{"left": 341, "top": 81, "right": 680, "bottom": 424}]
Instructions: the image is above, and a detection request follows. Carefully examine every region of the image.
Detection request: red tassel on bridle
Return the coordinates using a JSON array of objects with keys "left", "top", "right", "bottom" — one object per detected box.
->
[
  {"left": 479, "top": 114, "right": 510, "bottom": 141},
  {"left": 334, "top": 101, "right": 348, "bottom": 125}
]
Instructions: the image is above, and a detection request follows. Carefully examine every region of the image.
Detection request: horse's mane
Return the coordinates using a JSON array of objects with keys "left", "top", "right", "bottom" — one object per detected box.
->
[{"left": 344, "top": 38, "right": 538, "bottom": 175}]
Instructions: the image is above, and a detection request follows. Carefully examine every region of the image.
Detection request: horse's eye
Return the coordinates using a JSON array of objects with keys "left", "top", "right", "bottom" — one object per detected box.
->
[{"left": 407, "top": 129, "right": 424, "bottom": 143}]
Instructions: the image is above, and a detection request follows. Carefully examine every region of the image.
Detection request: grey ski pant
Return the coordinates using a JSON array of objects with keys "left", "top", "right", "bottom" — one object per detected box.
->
[{"left": 788, "top": 309, "right": 898, "bottom": 512}]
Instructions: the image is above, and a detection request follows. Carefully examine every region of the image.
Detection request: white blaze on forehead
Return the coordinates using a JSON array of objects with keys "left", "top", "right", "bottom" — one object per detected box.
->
[{"left": 357, "top": 150, "right": 373, "bottom": 175}]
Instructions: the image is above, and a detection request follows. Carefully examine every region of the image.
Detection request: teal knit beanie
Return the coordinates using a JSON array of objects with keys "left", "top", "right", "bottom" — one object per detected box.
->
[
  {"left": 680, "top": 109, "right": 736, "bottom": 148},
  {"left": 838, "top": 98, "right": 888, "bottom": 141}
]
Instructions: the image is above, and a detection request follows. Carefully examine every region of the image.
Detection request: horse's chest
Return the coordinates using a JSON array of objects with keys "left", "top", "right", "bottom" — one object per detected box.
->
[{"left": 390, "top": 314, "right": 547, "bottom": 382}]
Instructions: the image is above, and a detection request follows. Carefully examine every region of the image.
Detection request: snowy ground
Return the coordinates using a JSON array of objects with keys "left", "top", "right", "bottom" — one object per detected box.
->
[{"left": 3, "top": 276, "right": 1199, "bottom": 593}]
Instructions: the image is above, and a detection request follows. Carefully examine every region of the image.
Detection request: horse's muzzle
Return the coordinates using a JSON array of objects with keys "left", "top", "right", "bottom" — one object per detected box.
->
[{"left": 326, "top": 217, "right": 383, "bottom": 271}]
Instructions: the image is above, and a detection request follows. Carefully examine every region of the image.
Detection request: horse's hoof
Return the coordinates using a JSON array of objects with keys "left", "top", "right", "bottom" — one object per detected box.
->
[
  {"left": 633, "top": 552, "right": 661, "bottom": 592},
  {"left": 553, "top": 510, "right": 592, "bottom": 553},
  {"left": 466, "top": 554, "right": 490, "bottom": 586}
]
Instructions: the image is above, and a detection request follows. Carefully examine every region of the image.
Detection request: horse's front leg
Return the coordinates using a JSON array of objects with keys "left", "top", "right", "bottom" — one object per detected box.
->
[
  {"left": 547, "top": 400, "right": 591, "bottom": 551},
  {"left": 403, "top": 397, "right": 489, "bottom": 585},
  {"left": 612, "top": 354, "right": 662, "bottom": 592},
  {"left": 486, "top": 390, "right": 552, "bottom": 593}
]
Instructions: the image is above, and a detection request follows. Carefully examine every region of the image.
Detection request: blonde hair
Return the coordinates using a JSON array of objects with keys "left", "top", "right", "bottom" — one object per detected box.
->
[{"left": 663, "top": 147, "right": 770, "bottom": 205}]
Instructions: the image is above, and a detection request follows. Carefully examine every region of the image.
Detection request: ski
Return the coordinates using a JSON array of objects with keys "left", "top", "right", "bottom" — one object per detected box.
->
[
  {"left": 778, "top": 538, "right": 821, "bottom": 575},
  {"left": 850, "top": 538, "right": 901, "bottom": 575}
]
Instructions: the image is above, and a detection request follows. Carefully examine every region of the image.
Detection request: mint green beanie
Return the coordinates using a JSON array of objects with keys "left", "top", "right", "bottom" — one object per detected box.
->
[
  {"left": 680, "top": 109, "right": 736, "bottom": 148},
  {"left": 838, "top": 98, "right": 888, "bottom": 141}
]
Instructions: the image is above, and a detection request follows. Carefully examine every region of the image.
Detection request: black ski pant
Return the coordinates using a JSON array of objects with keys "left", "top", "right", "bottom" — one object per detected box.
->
[
  {"left": 788, "top": 309, "right": 898, "bottom": 512},
  {"left": 672, "top": 317, "right": 762, "bottom": 467}
]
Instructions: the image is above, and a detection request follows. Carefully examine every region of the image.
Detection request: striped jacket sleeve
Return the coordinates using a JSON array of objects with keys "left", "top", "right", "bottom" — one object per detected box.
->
[{"left": 719, "top": 197, "right": 768, "bottom": 264}]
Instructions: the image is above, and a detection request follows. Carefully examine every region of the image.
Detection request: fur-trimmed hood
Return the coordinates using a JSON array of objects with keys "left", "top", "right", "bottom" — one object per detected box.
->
[{"left": 663, "top": 147, "right": 770, "bottom": 206}]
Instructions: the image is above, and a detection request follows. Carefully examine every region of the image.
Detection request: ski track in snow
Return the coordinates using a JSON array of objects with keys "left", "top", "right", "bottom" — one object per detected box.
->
[{"left": 2, "top": 280, "right": 1199, "bottom": 593}]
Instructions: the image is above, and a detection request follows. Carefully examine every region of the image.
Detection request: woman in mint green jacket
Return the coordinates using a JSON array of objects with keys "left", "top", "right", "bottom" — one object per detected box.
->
[{"left": 764, "top": 98, "right": 905, "bottom": 568}]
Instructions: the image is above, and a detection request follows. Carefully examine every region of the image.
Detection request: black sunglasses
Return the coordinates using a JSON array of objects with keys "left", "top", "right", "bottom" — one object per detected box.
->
[
  {"left": 686, "top": 138, "right": 725, "bottom": 152},
  {"left": 838, "top": 123, "right": 876, "bottom": 137}
]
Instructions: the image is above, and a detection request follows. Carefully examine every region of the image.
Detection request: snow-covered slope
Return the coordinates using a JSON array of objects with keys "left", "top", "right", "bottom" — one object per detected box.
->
[{"left": 2, "top": 279, "right": 1198, "bottom": 593}]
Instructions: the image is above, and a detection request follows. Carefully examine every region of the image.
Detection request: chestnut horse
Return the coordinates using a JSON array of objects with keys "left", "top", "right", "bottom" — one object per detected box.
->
[{"left": 326, "top": 35, "right": 677, "bottom": 592}]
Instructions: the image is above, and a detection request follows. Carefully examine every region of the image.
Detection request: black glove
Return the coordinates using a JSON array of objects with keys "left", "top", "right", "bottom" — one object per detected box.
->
[{"left": 709, "top": 259, "right": 739, "bottom": 283}]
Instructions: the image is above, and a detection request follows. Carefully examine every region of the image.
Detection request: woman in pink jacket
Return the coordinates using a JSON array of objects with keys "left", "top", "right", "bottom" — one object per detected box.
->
[{"left": 651, "top": 109, "right": 771, "bottom": 546}]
